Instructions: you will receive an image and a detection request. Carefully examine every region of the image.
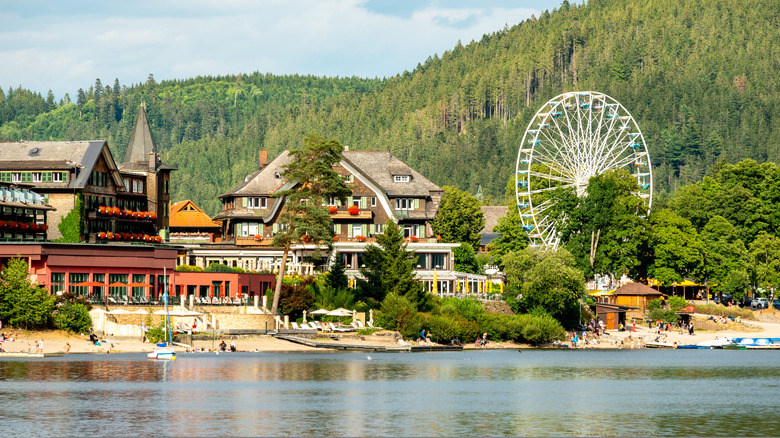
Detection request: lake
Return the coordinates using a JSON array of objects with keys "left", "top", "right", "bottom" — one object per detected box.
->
[{"left": 1, "top": 349, "right": 778, "bottom": 437}]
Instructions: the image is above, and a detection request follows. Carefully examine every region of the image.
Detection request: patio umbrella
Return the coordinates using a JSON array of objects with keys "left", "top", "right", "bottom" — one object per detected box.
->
[
  {"left": 107, "top": 308, "right": 131, "bottom": 315},
  {"left": 74, "top": 281, "right": 108, "bottom": 287},
  {"left": 127, "top": 282, "right": 153, "bottom": 288},
  {"left": 327, "top": 308, "right": 353, "bottom": 324},
  {"left": 108, "top": 282, "right": 128, "bottom": 288},
  {"left": 432, "top": 269, "right": 438, "bottom": 295}
]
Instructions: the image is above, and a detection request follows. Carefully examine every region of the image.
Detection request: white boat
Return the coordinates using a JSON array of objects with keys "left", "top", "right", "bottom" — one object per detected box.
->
[
  {"left": 696, "top": 337, "right": 735, "bottom": 348},
  {"left": 148, "top": 271, "right": 177, "bottom": 361}
]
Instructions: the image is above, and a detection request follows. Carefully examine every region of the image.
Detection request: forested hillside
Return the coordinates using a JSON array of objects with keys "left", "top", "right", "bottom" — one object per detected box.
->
[{"left": 1, "top": 0, "right": 778, "bottom": 215}]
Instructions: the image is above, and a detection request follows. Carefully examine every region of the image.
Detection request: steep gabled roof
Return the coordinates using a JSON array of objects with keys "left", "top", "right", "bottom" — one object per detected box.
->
[
  {"left": 220, "top": 150, "right": 294, "bottom": 197},
  {"left": 120, "top": 105, "right": 176, "bottom": 173},
  {"left": 341, "top": 151, "right": 441, "bottom": 197},
  {"left": 480, "top": 206, "right": 509, "bottom": 234},
  {"left": 0, "top": 140, "right": 124, "bottom": 189},
  {"left": 170, "top": 200, "right": 221, "bottom": 229},
  {"left": 613, "top": 282, "right": 664, "bottom": 296}
]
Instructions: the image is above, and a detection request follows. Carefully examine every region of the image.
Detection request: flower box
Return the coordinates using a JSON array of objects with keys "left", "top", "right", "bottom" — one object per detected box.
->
[
  {"left": 355, "top": 235, "right": 367, "bottom": 242},
  {"left": 347, "top": 205, "right": 360, "bottom": 215},
  {"left": 409, "top": 235, "right": 419, "bottom": 242},
  {"left": 328, "top": 206, "right": 338, "bottom": 213}
]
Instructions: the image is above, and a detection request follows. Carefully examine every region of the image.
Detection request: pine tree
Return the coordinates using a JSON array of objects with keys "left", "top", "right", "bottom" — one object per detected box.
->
[
  {"left": 356, "top": 221, "right": 428, "bottom": 310},
  {"left": 270, "top": 134, "right": 352, "bottom": 315}
]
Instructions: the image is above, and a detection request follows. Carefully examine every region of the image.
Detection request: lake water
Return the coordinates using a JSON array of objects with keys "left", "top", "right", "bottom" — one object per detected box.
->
[{"left": 1, "top": 349, "right": 779, "bottom": 437}]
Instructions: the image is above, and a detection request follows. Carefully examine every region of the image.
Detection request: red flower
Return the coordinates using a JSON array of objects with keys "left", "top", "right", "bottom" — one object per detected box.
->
[
  {"left": 40, "top": 224, "right": 48, "bottom": 231},
  {"left": 355, "top": 235, "right": 366, "bottom": 242},
  {"left": 99, "top": 206, "right": 107, "bottom": 214},
  {"left": 347, "top": 205, "right": 360, "bottom": 215},
  {"left": 253, "top": 234, "right": 263, "bottom": 241},
  {"left": 155, "top": 235, "right": 162, "bottom": 243},
  {"left": 8, "top": 221, "right": 17, "bottom": 229},
  {"left": 410, "top": 235, "right": 419, "bottom": 242},
  {"left": 98, "top": 232, "right": 107, "bottom": 239},
  {"left": 0, "top": 221, "right": 5, "bottom": 228},
  {"left": 106, "top": 232, "right": 113, "bottom": 239},
  {"left": 328, "top": 206, "right": 338, "bottom": 213},
  {"left": 30, "top": 223, "right": 39, "bottom": 231},
  {"left": 333, "top": 235, "right": 340, "bottom": 242},
  {"left": 150, "top": 212, "right": 157, "bottom": 220}
]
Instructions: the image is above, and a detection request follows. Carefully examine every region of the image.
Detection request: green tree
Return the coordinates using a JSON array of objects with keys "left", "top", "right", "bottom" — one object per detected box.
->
[
  {"left": 453, "top": 243, "right": 480, "bottom": 273},
  {"left": 487, "top": 209, "right": 529, "bottom": 267},
  {"left": 54, "top": 302, "right": 92, "bottom": 333},
  {"left": 324, "top": 256, "right": 349, "bottom": 291},
  {"left": 357, "top": 221, "right": 428, "bottom": 310},
  {"left": 647, "top": 209, "right": 705, "bottom": 285},
  {"left": 431, "top": 186, "right": 485, "bottom": 248},
  {"left": 0, "top": 257, "right": 55, "bottom": 330},
  {"left": 57, "top": 193, "right": 84, "bottom": 243},
  {"left": 748, "top": 232, "right": 780, "bottom": 297},
  {"left": 277, "top": 277, "right": 316, "bottom": 319},
  {"left": 700, "top": 215, "right": 748, "bottom": 293},
  {"left": 270, "top": 134, "right": 352, "bottom": 315},
  {"left": 376, "top": 293, "right": 421, "bottom": 339},
  {"left": 553, "top": 169, "right": 649, "bottom": 279},
  {"left": 503, "top": 247, "right": 584, "bottom": 328}
]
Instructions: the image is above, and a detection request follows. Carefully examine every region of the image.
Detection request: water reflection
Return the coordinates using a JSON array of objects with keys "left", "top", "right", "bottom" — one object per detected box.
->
[{"left": 1, "top": 350, "right": 779, "bottom": 436}]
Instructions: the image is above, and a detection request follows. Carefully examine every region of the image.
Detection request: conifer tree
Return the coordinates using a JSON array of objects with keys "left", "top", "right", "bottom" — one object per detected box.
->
[
  {"left": 357, "top": 221, "right": 428, "bottom": 310},
  {"left": 270, "top": 134, "right": 351, "bottom": 315}
]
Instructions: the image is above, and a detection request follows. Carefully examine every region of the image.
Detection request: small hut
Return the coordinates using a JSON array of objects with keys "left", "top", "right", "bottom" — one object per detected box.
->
[
  {"left": 594, "top": 303, "right": 635, "bottom": 330},
  {"left": 612, "top": 282, "right": 664, "bottom": 312}
]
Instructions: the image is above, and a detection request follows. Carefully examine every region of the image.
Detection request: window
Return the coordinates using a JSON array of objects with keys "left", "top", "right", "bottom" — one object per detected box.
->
[
  {"left": 344, "top": 174, "right": 354, "bottom": 183},
  {"left": 403, "top": 224, "right": 415, "bottom": 238},
  {"left": 50, "top": 273, "right": 65, "bottom": 295},
  {"left": 395, "top": 198, "right": 414, "bottom": 210},
  {"left": 432, "top": 253, "right": 447, "bottom": 270},
  {"left": 248, "top": 223, "right": 259, "bottom": 236},
  {"left": 327, "top": 197, "right": 338, "bottom": 206},
  {"left": 32, "top": 172, "right": 42, "bottom": 182},
  {"left": 11, "top": 173, "right": 20, "bottom": 183},
  {"left": 248, "top": 197, "right": 267, "bottom": 209},
  {"left": 374, "top": 224, "right": 384, "bottom": 235},
  {"left": 352, "top": 196, "right": 362, "bottom": 208},
  {"left": 123, "top": 179, "right": 130, "bottom": 191},
  {"left": 260, "top": 197, "right": 267, "bottom": 209},
  {"left": 394, "top": 175, "right": 410, "bottom": 182},
  {"left": 52, "top": 172, "right": 63, "bottom": 182},
  {"left": 352, "top": 224, "right": 362, "bottom": 237},
  {"left": 371, "top": 197, "right": 377, "bottom": 207},
  {"left": 133, "top": 180, "right": 143, "bottom": 193}
]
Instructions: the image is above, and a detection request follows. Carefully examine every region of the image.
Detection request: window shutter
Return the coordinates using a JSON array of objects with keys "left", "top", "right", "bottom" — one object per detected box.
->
[
  {"left": 0, "top": 173, "right": 8, "bottom": 182},
  {"left": 347, "top": 225, "right": 353, "bottom": 238},
  {"left": 369, "top": 224, "right": 375, "bottom": 235},
  {"left": 362, "top": 224, "right": 367, "bottom": 236},
  {"left": 272, "top": 223, "right": 278, "bottom": 233},
  {"left": 242, "top": 197, "right": 248, "bottom": 207},
  {"left": 22, "top": 172, "right": 31, "bottom": 182},
  {"left": 361, "top": 197, "right": 368, "bottom": 207},
  {"left": 414, "top": 198, "right": 420, "bottom": 209}
]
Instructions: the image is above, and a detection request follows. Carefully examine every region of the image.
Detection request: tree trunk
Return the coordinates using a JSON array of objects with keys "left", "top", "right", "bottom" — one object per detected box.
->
[{"left": 271, "top": 245, "right": 290, "bottom": 315}]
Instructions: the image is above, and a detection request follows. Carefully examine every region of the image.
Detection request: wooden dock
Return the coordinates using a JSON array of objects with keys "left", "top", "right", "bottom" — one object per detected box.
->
[
  {"left": 274, "top": 335, "right": 463, "bottom": 352},
  {"left": 0, "top": 352, "right": 64, "bottom": 358}
]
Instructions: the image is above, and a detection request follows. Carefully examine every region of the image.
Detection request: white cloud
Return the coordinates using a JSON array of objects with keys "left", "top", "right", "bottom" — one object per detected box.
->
[{"left": 0, "top": 0, "right": 559, "bottom": 98}]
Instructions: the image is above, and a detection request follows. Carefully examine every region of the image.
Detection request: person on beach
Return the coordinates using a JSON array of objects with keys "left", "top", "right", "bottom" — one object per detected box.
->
[
  {"left": 64, "top": 343, "right": 71, "bottom": 354},
  {"left": 219, "top": 340, "right": 227, "bottom": 352},
  {"left": 230, "top": 341, "right": 237, "bottom": 352}
]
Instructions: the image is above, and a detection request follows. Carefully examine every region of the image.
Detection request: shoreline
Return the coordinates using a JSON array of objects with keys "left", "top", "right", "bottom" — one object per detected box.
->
[{"left": 2, "top": 313, "right": 779, "bottom": 355}]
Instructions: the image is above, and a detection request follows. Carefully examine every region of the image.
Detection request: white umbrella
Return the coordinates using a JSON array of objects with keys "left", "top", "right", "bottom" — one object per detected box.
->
[
  {"left": 309, "top": 308, "right": 331, "bottom": 315},
  {"left": 327, "top": 308, "right": 353, "bottom": 317},
  {"left": 107, "top": 308, "right": 131, "bottom": 315},
  {"left": 131, "top": 309, "right": 149, "bottom": 314}
]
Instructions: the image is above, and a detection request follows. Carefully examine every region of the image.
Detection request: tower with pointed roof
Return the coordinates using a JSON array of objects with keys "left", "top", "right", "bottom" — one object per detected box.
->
[{"left": 119, "top": 104, "right": 176, "bottom": 239}]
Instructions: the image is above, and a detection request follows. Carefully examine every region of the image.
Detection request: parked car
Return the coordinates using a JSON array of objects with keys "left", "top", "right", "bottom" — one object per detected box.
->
[
  {"left": 739, "top": 296, "right": 754, "bottom": 308},
  {"left": 752, "top": 297, "right": 769, "bottom": 309},
  {"left": 714, "top": 294, "right": 733, "bottom": 305},
  {"left": 773, "top": 299, "right": 780, "bottom": 310}
]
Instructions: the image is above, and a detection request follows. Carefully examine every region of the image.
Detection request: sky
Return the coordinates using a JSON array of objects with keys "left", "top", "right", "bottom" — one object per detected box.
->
[{"left": 1, "top": 0, "right": 567, "bottom": 99}]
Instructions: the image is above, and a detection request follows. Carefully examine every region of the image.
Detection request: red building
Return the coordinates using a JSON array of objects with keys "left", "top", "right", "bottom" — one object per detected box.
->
[{"left": 1, "top": 242, "right": 274, "bottom": 304}]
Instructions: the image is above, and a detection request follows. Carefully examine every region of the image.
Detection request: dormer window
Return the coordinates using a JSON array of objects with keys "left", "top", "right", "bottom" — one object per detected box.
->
[
  {"left": 11, "top": 173, "right": 21, "bottom": 183},
  {"left": 274, "top": 172, "right": 281, "bottom": 179},
  {"left": 394, "top": 175, "right": 410, "bottom": 183}
]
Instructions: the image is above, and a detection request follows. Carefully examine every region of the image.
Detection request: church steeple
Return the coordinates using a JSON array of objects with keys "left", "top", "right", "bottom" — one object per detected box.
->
[{"left": 123, "top": 103, "right": 158, "bottom": 169}]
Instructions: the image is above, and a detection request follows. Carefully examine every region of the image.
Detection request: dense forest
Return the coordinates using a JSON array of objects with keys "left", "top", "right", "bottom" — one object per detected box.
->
[{"left": 1, "top": 0, "right": 778, "bottom": 215}]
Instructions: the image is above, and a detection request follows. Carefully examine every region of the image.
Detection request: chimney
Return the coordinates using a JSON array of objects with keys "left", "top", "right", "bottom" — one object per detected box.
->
[
  {"left": 258, "top": 150, "right": 268, "bottom": 170},
  {"left": 148, "top": 152, "right": 156, "bottom": 170}
]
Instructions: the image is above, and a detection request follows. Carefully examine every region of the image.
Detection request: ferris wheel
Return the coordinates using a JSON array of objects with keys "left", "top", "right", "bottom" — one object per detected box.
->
[{"left": 515, "top": 91, "right": 652, "bottom": 248}]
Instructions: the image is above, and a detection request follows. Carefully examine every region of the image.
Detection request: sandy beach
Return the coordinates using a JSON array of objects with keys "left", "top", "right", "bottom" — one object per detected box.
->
[{"left": 3, "top": 308, "right": 780, "bottom": 354}]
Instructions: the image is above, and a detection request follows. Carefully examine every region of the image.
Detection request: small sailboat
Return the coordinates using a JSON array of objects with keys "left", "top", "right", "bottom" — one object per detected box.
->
[{"left": 148, "top": 271, "right": 176, "bottom": 361}]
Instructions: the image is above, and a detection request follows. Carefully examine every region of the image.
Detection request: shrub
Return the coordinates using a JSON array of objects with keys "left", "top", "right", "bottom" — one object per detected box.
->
[
  {"left": 520, "top": 313, "right": 566, "bottom": 344},
  {"left": 377, "top": 293, "right": 421, "bottom": 339},
  {"left": 667, "top": 296, "right": 689, "bottom": 311},
  {"left": 54, "top": 302, "right": 92, "bottom": 333},
  {"left": 175, "top": 265, "right": 204, "bottom": 272},
  {"left": 647, "top": 298, "right": 663, "bottom": 310},
  {"left": 145, "top": 323, "right": 166, "bottom": 344},
  {"left": 694, "top": 303, "right": 755, "bottom": 320},
  {"left": 647, "top": 308, "right": 680, "bottom": 324}
]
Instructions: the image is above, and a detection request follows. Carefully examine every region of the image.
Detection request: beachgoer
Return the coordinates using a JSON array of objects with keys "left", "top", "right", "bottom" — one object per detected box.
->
[
  {"left": 572, "top": 333, "right": 578, "bottom": 348},
  {"left": 230, "top": 341, "right": 236, "bottom": 352},
  {"left": 64, "top": 343, "right": 71, "bottom": 354},
  {"left": 688, "top": 322, "right": 694, "bottom": 335},
  {"left": 37, "top": 339, "right": 44, "bottom": 353},
  {"left": 219, "top": 340, "right": 227, "bottom": 352}
]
